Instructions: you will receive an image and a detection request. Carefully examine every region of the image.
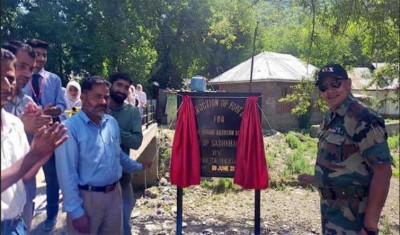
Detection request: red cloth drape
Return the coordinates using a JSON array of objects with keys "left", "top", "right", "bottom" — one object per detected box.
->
[
  {"left": 234, "top": 96, "right": 269, "bottom": 189},
  {"left": 170, "top": 95, "right": 201, "bottom": 187}
]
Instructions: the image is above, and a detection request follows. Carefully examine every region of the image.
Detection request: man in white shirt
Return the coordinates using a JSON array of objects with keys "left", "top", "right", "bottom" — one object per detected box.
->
[
  {"left": 2, "top": 40, "right": 54, "bottom": 233},
  {"left": 1, "top": 49, "right": 68, "bottom": 234}
]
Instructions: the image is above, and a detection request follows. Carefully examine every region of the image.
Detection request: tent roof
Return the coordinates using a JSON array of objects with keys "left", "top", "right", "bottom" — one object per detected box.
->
[{"left": 209, "top": 51, "right": 318, "bottom": 84}]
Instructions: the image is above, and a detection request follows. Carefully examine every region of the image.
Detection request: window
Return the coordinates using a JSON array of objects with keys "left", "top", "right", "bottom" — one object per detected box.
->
[{"left": 279, "top": 86, "right": 295, "bottom": 113}]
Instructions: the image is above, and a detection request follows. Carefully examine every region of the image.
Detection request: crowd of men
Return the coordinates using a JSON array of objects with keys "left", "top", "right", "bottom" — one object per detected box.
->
[{"left": 1, "top": 39, "right": 150, "bottom": 235}]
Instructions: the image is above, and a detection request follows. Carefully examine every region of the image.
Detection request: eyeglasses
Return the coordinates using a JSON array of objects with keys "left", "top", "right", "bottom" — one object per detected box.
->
[
  {"left": 15, "top": 62, "right": 33, "bottom": 73},
  {"left": 318, "top": 79, "right": 343, "bottom": 92}
]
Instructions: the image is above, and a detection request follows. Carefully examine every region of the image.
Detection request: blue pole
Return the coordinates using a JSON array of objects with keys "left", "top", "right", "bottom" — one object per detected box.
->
[
  {"left": 255, "top": 189, "right": 261, "bottom": 235},
  {"left": 176, "top": 187, "right": 183, "bottom": 234}
]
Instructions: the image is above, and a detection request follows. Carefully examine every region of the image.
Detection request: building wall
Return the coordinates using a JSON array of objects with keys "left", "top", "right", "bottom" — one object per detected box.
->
[{"left": 219, "top": 81, "right": 324, "bottom": 131}]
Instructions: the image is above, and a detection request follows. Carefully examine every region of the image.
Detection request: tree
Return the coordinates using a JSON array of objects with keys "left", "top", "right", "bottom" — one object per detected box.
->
[
  {"left": 278, "top": 0, "right": 399, "bottom": 118},
  {"left": 2, "top": 0, "right": 397, "bottom": 101},
  {"left": 149, "top": 0, "right": 258, "bottom": 89},
  {"left": 1, "top": 0, "right": 159, "bottom": 87}
]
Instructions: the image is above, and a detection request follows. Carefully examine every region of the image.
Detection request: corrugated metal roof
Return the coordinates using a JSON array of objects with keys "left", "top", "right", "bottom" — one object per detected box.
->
[
  {"left": 209, "top": 51, "right": 318, "bottom": 84},
  {"left": 371, "top": 62, "right": 386, "bottom": 69},
  {"left": 348, "top": 67, "right": 374, "bottom": 90},
  {"left": 349, "top": 67, "right": 399, "bottom": 91}
]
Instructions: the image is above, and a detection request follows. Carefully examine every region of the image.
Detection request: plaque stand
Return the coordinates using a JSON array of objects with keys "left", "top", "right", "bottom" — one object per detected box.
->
[
  {"left": 173, "top": 92, "right": 265, "bottom": 234},
  {"left": 176, "top": 187, "right": 183, "bottom": 234}
]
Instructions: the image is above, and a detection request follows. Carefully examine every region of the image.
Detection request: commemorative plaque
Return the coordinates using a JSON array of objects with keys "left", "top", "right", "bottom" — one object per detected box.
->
[{"left": 178, "top": 92, "right": 262, "bottom": 178}]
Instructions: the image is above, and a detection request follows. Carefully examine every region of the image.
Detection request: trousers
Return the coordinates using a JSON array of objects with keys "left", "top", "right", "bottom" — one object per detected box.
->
[
  {"left": 42, "top": 154, "right": 60, "bottom": 221},
  {"left": 67, "top": 184, "right": 123, "bottom": 234},
  {"left": 1, "top": 216, "right": 27, "bottom": 235},
  {"left": 121, "top": 173, "right": 136, "bottom": 235}
]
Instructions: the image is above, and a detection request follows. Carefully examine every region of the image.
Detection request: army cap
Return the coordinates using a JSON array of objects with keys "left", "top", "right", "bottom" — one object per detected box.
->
[{"left": 316, "top": 64, "right": 348, "bottom": 85}]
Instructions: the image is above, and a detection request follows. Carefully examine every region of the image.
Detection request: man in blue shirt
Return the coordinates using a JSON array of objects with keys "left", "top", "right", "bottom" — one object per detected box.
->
[
  {"left": 55, "top": 76, "right": 150, "bottom": 234},
  {"left": 23, "top": 38, "right": 66, "bottom": 231}
]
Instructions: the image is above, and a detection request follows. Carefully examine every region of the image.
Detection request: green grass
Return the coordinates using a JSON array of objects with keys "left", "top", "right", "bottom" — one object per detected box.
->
[
  {"left": 393, "top": 169, "right": 399, "bottom": 178},
  {"left": 387, "top": 134, "right": 399, "bottom": 178},
  {"left": 266, "top": 152, "right": 275, "bottom": 168},
  {"left": 286, "top": 149, "right": 313, "bottom": 175},
  {"left": 285, "top": 132, "right": 301, "bottom": 149},
  {"left": 158, "top": 148, "right": 171, "bottom": 176},
  {"left": 392, "top": 155, "right": 399, "bottom": 169},
  {"left": 201, "top": 178, "right": 241, "bottom": 194},
  {"left": 387, "top": 134, "right": 399, "bottom": 151}
]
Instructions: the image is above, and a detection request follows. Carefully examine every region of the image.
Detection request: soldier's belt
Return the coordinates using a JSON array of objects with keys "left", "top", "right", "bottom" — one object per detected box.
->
[{"left": 318, "top": 186, "right": 368, "bottom": 200}]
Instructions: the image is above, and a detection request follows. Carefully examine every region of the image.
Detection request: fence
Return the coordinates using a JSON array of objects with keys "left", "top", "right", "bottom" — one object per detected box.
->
[{"left": 141, "top": 104, "right": 156, "bottom": 129}]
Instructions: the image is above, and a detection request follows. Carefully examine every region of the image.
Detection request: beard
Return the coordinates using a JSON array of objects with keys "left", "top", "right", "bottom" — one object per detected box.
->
[
  {"left": 110, "top": 89, "right": 127, "bottom": 104},
  {"left": 95, "top": 105, "right": 107, "bottom": 116}
]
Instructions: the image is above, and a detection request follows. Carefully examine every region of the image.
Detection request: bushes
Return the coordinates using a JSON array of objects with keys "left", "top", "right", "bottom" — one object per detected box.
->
[
  {"left": 158, "top": 129, "right": 399, "bottom": 194},
  {"left": 201, "top": 178, "right": 241, "bottom": 194},
  {"left": 387, "top": 134, "right": 399, "bottom": 178},
  {"left": 286, "top": 149, "right": 313, "bottom": 175},
  {"left": 387, "top": 134, "right": 399, "bottom": 151},
  {"left": 285, "top": 132, "right": 301, "bottom": 149}
]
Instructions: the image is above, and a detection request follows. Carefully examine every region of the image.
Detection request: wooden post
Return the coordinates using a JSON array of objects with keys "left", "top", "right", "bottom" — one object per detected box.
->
[{"left": 249, "top": 21, "right": 259, "bottom": 92}]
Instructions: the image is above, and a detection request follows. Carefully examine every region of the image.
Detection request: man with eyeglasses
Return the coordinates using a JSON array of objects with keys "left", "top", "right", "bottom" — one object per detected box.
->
[
  {"left": 298, "top": 64, "right": 392, "bottom": 235},
  {"left": 1, "top": 48, "right": 68, "bottom": 235},
  {"left": 2, "top": 40, "right": 53, "bottom": 233}
]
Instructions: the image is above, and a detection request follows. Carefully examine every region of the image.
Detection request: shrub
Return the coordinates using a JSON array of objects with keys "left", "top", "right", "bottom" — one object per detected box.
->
[
  {"left": 158, "top": 147, "right": 172, "bottom": 177},
  {"left": 286, "top": 149, "right": 313, "bottom": 175},
  {"left": 393, "top": 169, "right": 399, "bottom": 178},
  {"left": 387, "top": 134, "right": 399, "bottom": 151},
  {"left": 266, "top": 152, "right": 275, "bottom": 168},
  {"left": 393, "top": 155, "right": 399, "bottom": 169},
  {"left": 387, "top": 134, "right": 399, "bottom": 179},
  {"left": 285, "top": 132, "right": 301, "bottom": 149},
  {"left": 200, "top": 178, "right": 241, "bottom": 194},
  {"left": 297, "top": 111, "right": 312, "bottom": 130}
]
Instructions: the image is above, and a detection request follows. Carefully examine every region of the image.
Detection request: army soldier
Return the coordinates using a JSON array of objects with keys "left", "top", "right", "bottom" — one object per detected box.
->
[{"left": 298, "top": 64, "right": 392, "bottom": 234}]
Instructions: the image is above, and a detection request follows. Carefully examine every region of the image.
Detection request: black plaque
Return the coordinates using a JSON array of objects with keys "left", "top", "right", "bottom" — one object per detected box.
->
[{"left": 178, "top": 92, "right": 262, "bottom": 177}]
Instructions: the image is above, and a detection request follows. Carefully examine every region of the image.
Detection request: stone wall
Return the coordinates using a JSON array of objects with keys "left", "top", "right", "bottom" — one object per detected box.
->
[{"left": 131, "top": 123, "right": 159, "bottom": 188}]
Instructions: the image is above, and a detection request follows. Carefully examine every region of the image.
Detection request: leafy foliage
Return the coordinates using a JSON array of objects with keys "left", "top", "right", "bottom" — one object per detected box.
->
[
  {"left": 388, "top": 134, "right": 399, "bottom": 151},
  {"left": 285, "top": 132, "right": 301, "bottom": 149},
  {"left": 201, "top": 178, "right": 241, "bottom": 194},
  {"left": 1, "top": 0, "right": 398, "bottom": 99},
  {"left": 286, "top": 149, "right": 313, "bottom": 175},
  {"left": 276, "top": 0, "right": 399, "bottom": 115},
  {"left": 279, "top": 78, "right": 328, "bottom": 126}
]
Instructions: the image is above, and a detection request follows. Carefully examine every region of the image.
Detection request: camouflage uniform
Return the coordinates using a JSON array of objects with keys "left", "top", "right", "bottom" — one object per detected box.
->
[{"left": 315, "top": 95, "right": 392, "bottom": 234}]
